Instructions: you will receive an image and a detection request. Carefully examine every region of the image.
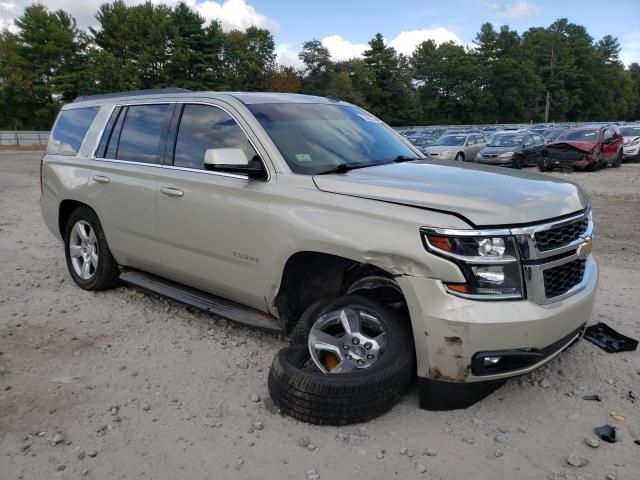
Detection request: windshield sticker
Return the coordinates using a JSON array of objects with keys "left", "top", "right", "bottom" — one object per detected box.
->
[{"left": 295, "top": 153, "right": 313, "bottom": 162}]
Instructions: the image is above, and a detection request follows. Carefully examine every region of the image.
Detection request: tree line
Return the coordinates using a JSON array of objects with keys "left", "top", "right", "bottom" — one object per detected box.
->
[{"left": 1, "top": 1, "right": 639, "bottom": 130}]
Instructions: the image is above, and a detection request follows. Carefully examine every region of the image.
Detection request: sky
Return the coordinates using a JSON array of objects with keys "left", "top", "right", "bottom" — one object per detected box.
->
[{"left": 1, "top": 0, "right": 639, "bottom": 66}]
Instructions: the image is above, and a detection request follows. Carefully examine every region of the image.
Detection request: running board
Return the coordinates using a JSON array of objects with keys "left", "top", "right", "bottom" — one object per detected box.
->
[{"left": 119, "top": 270, "right": 283, "bottom": 333}]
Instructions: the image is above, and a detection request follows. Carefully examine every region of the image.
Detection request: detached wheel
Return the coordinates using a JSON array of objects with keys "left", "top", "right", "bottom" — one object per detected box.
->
[
  {"left": 64, "top": 206, "right": 119, "bottom": 291},
  {"left": 269, "top": 295, "right": 415, "bottom": 425}
]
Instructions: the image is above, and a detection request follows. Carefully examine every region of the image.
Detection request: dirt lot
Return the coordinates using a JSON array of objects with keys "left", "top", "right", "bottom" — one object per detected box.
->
[{"left": 1, "top": 150, "right": 639, "bottom": 480}]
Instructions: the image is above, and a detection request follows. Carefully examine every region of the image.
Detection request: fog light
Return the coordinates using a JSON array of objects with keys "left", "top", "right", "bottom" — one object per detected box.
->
[{"left": 483, "top": 356, "right": 501, "bottom": 367}]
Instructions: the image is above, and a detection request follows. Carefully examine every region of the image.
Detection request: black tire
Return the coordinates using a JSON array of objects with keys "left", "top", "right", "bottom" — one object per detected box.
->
[
  {"left": 455, "top": 152, "right": 464, "bottom": 162},
  {"left": 269, "top": 295, "right": 415, "bottom": 425},
  {"left": 289, "top": 298, "right": 337, "bottom": 345},
  {"left": 64, "top": 206, "right": 119, "bottom": 291},
  {"left": 511, "top": 155, "right": 523, "bottom": 169},
  {"left": 612, "top": 151, "right": 622, "bottom": 168}
]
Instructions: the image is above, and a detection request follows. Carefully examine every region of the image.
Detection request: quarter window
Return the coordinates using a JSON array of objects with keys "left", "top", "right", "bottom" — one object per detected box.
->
[
  {"left": 47, "top": 107, "right": 99, "bottom": 156},
  {"left": 173, "top": 104, "right": 257, "bottom": 170},
  {"left": 115, "top": 104, "right": 172, "bottom": 164}
]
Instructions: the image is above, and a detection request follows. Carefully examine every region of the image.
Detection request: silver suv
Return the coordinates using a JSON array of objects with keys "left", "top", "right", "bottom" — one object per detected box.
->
[{"left": 41, "top": 89, "right": 597, "bottom": 423}]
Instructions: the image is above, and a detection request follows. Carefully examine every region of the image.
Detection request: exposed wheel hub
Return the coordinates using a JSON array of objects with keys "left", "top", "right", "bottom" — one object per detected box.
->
[{"left": 307, "top": 307, "right": 387, "bottom": 373}]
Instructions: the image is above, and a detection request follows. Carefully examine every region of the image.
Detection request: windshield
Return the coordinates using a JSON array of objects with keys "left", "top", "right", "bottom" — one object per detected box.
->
[
  {"left": 436, "top": 135, "right": 467, "bottom": 146},
  {"left": 489, "top": 134, "right": 524, "bottom": 147},
  {"left": 621, "top": 126, "right": 640, "bottom": 136},
  {"left": 555, "top": 129, "right": 599, "bottom": 142},
  {"left": 247, "top": 103, "right": 417, "bottom": 174}
]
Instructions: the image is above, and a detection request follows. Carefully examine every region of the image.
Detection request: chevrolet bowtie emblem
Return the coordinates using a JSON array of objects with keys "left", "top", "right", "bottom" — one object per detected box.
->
[{"left": 577, "top": 238, "right": 593, "bottom": 259}]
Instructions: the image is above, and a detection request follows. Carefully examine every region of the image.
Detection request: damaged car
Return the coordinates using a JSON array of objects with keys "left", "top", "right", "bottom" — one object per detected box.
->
[
  {"left": 540, "top": 125, "right": 623, "bottom": 172},
  {"left": 41, "top": 90, "right": 598, "bottom": 424},
  {"left": 620, "top": 124, "right": 640, "bottom": 162}
]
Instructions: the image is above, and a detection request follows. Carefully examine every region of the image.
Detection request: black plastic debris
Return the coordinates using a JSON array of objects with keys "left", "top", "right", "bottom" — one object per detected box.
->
[
  {"left": 594, "top": 425, "right": 617, "bottom": 443},
  {"left": 629, "top": 391, "right": 637, "bottom": 402},
  {"left": 635, "top": 439, "right": 640, "bottom": 446},
  {"left": 584, "top": 323, "right": 638, "bottom": 353},
  {"left": 582, "top": 394, "right": 602, "bottom": 402}
]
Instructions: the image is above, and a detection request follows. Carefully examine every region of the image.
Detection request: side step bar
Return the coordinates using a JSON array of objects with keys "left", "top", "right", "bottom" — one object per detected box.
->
[{"left": 119, "top": 270, "right": 284, "bottom": 333}]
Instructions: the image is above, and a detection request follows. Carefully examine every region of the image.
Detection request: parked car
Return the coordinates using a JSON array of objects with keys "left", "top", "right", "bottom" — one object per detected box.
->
[
  {"left": 475, "top": 131, "right": 546, "bottom": 168},
  {"left": 41, "top": 90, "right": 597, "bottom": 423},
  {"left": 531, "top": 127, "right": 567, "bottom": 143},
  {"left": 540, "top": 125, "right": 623, "bottom": 171},
  {"left": 620, "top": 124, "right": 640, "bottom": 162},
  {"left": 424, "top": 133, "right": 486, "bottom": 161},
  {"left": 410, "top": 135, "right": 437, "bottom": 154}
]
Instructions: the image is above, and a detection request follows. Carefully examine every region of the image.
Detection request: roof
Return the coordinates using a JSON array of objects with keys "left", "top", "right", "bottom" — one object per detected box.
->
[{"left": 71, "top": 89, "right": 338, "bottom": 107}]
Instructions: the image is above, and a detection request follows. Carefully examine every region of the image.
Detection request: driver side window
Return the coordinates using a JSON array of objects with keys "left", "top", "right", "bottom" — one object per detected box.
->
[
  {"left": 603, "top": 129, "right": 613, "bottom": 143},
  {"left": 173, "top": 104, "right": 257, "bottom": 170}
]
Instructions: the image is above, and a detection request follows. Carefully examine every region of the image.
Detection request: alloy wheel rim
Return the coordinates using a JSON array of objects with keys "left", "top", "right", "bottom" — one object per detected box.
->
[
  {"left": 307, "top": 307, "right": 387, "bottom": 373},
  {"left": 69, "top": 220, "right": 98, "bottom": 280}
]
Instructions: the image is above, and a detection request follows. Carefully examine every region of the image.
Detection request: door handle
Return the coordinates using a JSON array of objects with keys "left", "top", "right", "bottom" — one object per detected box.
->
[
  {"left": 93, "top": 175, "right": 110, "bottom": 184},
  {"left": 160, "top": 187, "right": 184, "bottom": 198}
]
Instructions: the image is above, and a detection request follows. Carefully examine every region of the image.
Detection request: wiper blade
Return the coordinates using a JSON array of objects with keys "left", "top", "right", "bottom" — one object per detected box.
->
[
  {"left": 392, "top": 155, "right": 422, "bottom": 163},
  {"left": 316, "top": 162, "right": 380, "bottom": 175}
]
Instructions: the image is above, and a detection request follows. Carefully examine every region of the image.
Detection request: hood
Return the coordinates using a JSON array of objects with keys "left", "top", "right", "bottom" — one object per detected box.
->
[
  {"left": 480, "top": 146, "right": 517, "bottom": 155},
  {"left": 424, "top": 145, "right": 461, "bottom": 154},
  {"left": 313, "top": 161, "right": 588, "bottom": 227},
  {"left": 547, "top": 140, "right": 598, "bottom": 153}
]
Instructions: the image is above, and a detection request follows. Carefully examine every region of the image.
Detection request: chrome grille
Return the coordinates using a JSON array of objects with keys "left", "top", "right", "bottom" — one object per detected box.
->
[
  {"left": 535, "top": 217, "right": 589, "bottom": 251},
  {"left": 543, "top": 258, "right": 586, "bottom": 298},
  {"left": 512, "top": 208, "right": 593, "bottom": 305}
]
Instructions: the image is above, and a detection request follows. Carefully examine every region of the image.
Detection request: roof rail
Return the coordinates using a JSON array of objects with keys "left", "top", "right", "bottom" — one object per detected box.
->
[{"left": 73, "top": 88, "right": 192, "bottom": 103}]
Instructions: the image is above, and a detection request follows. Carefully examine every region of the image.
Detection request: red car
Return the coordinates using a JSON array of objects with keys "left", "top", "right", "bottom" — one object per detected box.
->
[{"left": 539, "top": 125, "right": 624, "bottom": 171}]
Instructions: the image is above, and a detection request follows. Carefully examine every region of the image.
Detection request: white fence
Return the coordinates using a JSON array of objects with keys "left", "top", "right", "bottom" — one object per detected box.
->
[{"left": 0, "top": 131, "right": 50, "bottom": 146}]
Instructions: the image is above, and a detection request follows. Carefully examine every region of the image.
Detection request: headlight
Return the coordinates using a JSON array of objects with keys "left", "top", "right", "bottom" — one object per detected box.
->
[
  {"left": 421, "top": 229, "right": 523, "bottom": 300},
  {"left": 629, "top": 139, "right": 640, "bottom": 146},
  {"left": 499, "top": 151, "right": 514, "bottom": 158}
]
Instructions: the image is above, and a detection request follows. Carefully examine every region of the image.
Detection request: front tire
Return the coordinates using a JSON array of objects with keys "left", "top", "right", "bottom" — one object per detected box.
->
[
  {"left": 455, "top": 152, "right": 465, "bottom": 162},
  {"left": 612, "top": 151, "right": 622, "bottom": 168},
  {"left": 64, "top": 206, "right": 119, "bottom": 291},
  {"left": 512, "top": 155, "right": 523, "bottom": 169},
  {"left": 270, "top": 295, "right": 415, "bottom": 425}
]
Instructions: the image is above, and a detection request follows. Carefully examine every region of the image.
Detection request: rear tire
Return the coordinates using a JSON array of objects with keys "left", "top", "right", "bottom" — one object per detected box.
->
[{"left": 64, "top": 206, "right": 119, "bottom": 291}]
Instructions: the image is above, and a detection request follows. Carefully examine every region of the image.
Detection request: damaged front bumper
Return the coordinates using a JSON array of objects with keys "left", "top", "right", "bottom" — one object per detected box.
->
[
  {"left": 397, "top": 258, "right": 598, "bottom": 410},
  {"left": 544, "top": 144, "right": 598, "bottom": 169}
]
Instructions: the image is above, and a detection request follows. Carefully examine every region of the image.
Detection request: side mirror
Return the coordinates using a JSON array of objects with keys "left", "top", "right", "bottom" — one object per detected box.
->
[{"left": 204, "top": 148, "right": 267, "bottom": 180}]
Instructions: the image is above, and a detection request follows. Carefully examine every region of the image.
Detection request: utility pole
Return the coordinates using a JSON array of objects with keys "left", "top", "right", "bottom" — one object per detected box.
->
[{"left": 544, "top": 39, "right": 556, "bottom": 124}]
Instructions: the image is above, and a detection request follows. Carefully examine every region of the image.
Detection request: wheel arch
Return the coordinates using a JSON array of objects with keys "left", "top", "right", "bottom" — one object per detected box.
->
[
  {"left": 274, "top": 251, "right": 409, "bottom": 333},
  {"left": 58, "top": 199, "right": 93, "bottom": 238}
]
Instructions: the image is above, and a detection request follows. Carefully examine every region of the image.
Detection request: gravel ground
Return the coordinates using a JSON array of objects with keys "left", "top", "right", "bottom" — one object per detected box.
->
[{"left": 1, "top": 150, "right": 639, "bottom": 480}]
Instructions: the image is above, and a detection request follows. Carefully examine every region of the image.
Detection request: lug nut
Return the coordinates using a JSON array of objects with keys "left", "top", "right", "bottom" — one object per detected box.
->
[
  {"left": 367, "top": 354, "right": 375, "bottom": 359},
  {"left": 357, "top": 359, "right": 364, "bottom": 365},
  {"left": 352, "top": 337, "right": 360, "bottom": 345},
  {"left": 364, "top": 342, "right": 372, "bottom": 350},
  {"left": 345, "top": 354, "right": 352, "bottom": 360},
  {"left": 342, "top": 343, "right": 350, "bottom": 350}
]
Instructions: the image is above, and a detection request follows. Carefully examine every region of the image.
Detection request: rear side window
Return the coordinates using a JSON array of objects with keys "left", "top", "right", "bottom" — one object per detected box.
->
[
  {"left": 173, "top": 104, "right": 257, "bottom": 170},
  {"left": 47, "top": 107, "right": 99, "bottom": 156},
  {"left": 103, "top": 104, "right": 172, "bottom": 164}
]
